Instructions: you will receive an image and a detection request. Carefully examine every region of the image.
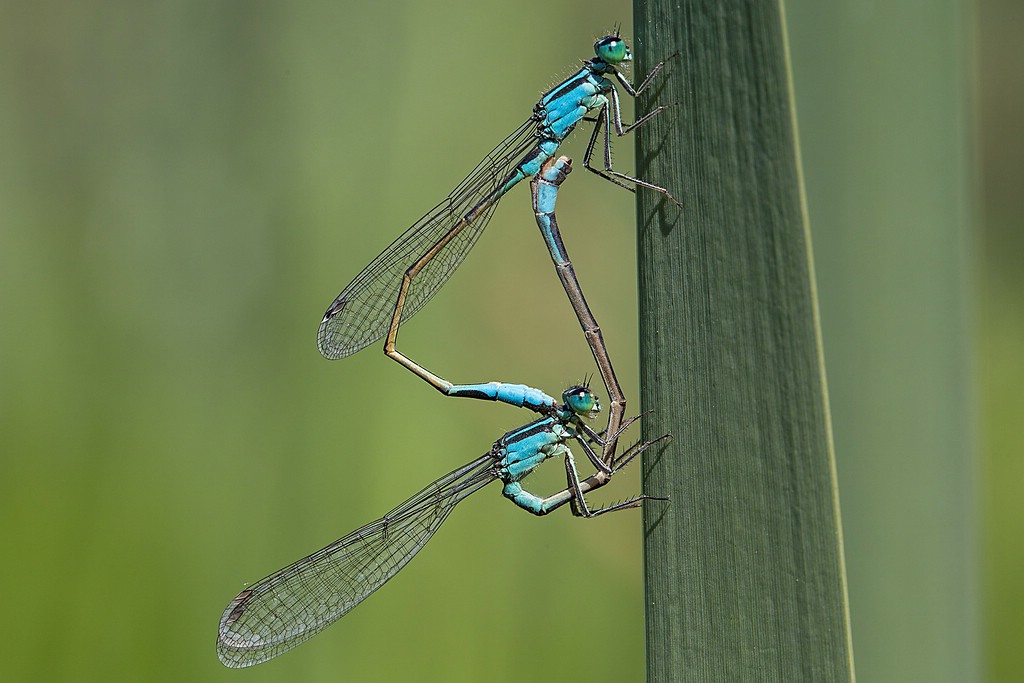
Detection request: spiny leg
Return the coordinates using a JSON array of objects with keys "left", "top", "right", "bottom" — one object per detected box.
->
[
  {"left": 607, "top": 86, "right": 673, "bottom": 136},
  {"left": 582, "top": 103, "right": 683, "bottom": 208},
  {"left": 609, "top": 432, "right": 672, "bottom": 473},
  {"left": 577, "top": 409, "right": 652, "bottom": 453},
  {"left": 564, "top": 433, "right": 672, "bottom": 518},
  {"left": 614, "top": 51, "right": 681, "bottom": 97}
]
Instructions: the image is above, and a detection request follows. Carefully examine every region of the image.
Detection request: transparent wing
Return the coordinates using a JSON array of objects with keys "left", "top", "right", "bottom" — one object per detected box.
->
[
  {"left": 216, "top": 455, "right": 496, "bottom": 668},
  {"left": 317, "top": 117, "right": 540, "bottom": 359}
]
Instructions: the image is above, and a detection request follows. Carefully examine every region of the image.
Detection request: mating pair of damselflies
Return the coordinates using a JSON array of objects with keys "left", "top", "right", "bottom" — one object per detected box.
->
[{"left": 217, "top": 32, "right": 678, "bottom": 668}]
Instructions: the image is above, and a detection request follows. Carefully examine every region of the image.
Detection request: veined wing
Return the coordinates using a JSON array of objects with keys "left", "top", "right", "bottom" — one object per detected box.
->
[
  {"left": 216, "top": 454, "right": 497, "bottom": 668},
  {"left": 317, "top": 117, "right": 540, "bottom": 359}
]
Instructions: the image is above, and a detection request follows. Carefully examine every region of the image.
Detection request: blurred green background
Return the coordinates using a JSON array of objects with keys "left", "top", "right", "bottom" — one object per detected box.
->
[{"left": 0, "top": 1, "right": 1016, "bottom": 681}]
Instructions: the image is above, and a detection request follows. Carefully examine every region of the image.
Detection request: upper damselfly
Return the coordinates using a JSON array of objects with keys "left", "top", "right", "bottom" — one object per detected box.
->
[{"left": 317, "top": 33, "right": 679, "bottom": 400}]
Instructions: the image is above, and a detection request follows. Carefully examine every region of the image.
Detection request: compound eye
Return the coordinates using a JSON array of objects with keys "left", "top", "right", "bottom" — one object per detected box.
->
[
  {"left": 595, "top": 37, "right": 628, "bottom": 63},
  {"left": 563, "top": 387, "right": 597, "bottom": 415}
]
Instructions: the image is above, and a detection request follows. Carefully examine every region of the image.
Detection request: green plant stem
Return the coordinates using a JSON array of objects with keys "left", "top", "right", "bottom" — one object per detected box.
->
[{"left": 634, "top": 2, "right": 855, "bottom": 680}]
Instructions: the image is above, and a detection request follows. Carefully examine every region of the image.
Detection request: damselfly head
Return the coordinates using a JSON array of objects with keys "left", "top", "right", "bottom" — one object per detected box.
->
[
  {"left": 562, "top": 385, "right": 601, "bottom": 419},
  {"left": 594, "top": 35, "right": 631, "bottom": 66}
]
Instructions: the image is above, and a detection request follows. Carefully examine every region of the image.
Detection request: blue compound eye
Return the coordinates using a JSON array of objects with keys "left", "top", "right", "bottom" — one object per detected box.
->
[
  {"left": 563, "top": 386, "right": 598, "bottom": 415},
  {"left": 595, "top": 36, "right": 629, "bottom": 64}
]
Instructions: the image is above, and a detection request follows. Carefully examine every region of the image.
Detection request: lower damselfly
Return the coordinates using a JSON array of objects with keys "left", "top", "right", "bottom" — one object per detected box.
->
[{"left": 217, "top": 385, "right": 668, "bottom": 668}]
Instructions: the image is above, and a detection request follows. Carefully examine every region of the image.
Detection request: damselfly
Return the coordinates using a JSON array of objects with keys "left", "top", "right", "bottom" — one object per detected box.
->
[
  {"left": 317, "top": 33, "right": 679, "bottom": 406},
  {"left": 217, "top": 385, "right": 668, "bottom": 668}
]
